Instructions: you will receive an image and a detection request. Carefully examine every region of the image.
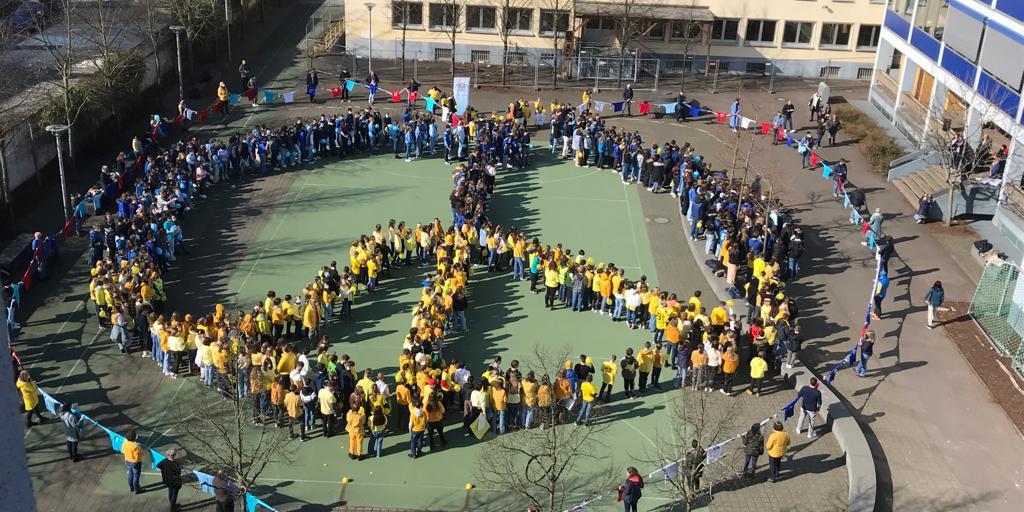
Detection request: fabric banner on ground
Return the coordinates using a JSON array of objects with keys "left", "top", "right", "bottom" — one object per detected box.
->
[
  {"left": 282, "top": 91, "right": 295, "bottom": 104},
  {"left": 612, "top": 102, "right": 624, "bottom": 112},
  {"left": 662, "top": 103, "right": 676, "bottom": 114}
]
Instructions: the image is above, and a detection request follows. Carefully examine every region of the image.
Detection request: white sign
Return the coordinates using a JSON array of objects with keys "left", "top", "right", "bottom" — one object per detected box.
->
[{"left": 453, "top": 76, "right": 470, "bottom": 115}]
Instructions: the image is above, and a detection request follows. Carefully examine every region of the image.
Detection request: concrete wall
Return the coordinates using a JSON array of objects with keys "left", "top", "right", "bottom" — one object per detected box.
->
[{"left": 0, "top": 288, "right": 37, "bottom": 511}]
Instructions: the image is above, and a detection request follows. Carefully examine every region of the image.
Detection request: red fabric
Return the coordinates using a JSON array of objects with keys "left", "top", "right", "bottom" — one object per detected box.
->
[
  {"left": 862, "top": 221, "right": 870, "bottom": 235},
  {"left": 62, "top": 219, "right": 74, "bottom": 238},
  {"left": 451, "top": 114, "right": 461, "bottom": 127},
  {"left": 245, "top": 88, "right": 258, "bottom": 101},
  {"left": 409, "top": 91, "right": 417, "bottom": 104},
  {"left": 390, "top": 91, "right": 401, "bottom": 102},
  {"left": 638, "top": 102, "right": 652, "bottom": 115},
  {"left": 760, "top": 122, "right": 771, "bottom": 135},
  {"left": 173, "top": 114, "right": 183, "bottom": 127},
  {"left": 716, "top": 112, "right": 727, "bottom": 123},
  {"left": 198, "top": 109, "right": 208, "bottom": 122},
  {"left": 777, "top": 128, "right": 786, "bottom": 141},
  {"left": 21, "top": 266, "right": 32, "bottom": 290},
  {"left": 330, "top": 86, "right": 342, "bottom": 97},
  {"left": 811, "top": 153, "right": 820, "bottom": 166}
]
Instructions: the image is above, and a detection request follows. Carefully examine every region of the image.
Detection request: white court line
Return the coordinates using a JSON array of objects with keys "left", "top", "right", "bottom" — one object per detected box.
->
[
  {"left": 546, "top": 196, "right": 626, "bottom": 203},
  {"left": 53, "top": 329, "right": 102, "bottom": 395},
  {"left": 536, "top": 169, "right": 603, "bottom": 184},
  {"left": 237, "top": 179, "right": 310, "bottom": 294},
  {"left": 621, "top": 185, "right": 646, "bottom": 275},
  {"left": 144, "top": 379, "right": 191, "bottom": 446},
  {"left": 622, "top": 419, "right": 660, "bottom": 450}
]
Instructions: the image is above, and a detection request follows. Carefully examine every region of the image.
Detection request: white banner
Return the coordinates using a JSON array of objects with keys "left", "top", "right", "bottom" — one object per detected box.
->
[{"left": 453, "top": 76, "right": 470, "bottom": 115}]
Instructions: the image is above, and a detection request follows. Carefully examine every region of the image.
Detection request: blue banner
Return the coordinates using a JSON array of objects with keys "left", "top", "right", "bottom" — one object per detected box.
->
[
  {"left": 662, "top": 103, "right": 676, "bottom": 114},
  {"left": 150, "top": 449, "right": 166, "bottom": 470},
  {"left": 612, "top": 102, "right": 624, "bottom": 112},
  {"left": 344, "top": 79, "right": 356, "bottom": 91},
  {"left": 690, "top": 104, "right": 700, "bottom": 118},
  {"left": 822, "top": 163, "right": 832, "bottom": 179}
]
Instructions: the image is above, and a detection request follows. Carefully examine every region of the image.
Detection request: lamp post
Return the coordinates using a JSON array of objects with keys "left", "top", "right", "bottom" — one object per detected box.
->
[
  {"left": 170, "top": 25, "right": 185, "bottom": 101},
  {"left": 365, "top": 3, "right": 375, "bottom": 73},
  {"left": 224, "top": 0, "right": 232, "bottom": 64},
  {"left": 45, "top": 124, "right": 70, "bottom": 222}
]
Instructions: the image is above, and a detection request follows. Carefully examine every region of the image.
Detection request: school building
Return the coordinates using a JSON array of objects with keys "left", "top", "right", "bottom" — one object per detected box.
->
[
  {"left": 869, "top": 0, "right": 1024, "bottom": 256},
  {"left": 343, "top": 0, "right": 886, "bottom": 80}
]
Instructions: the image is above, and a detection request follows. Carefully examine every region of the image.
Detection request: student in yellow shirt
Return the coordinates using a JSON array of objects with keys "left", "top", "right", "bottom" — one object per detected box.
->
[
  {"left": 748, "top": 349, "right": 768, "bottom": 397},
  {"left": 637, "top": 341, "right": 655, "bottom": 393},
  {"left": 491, "top": 379, "right": 509, "bottom": 434},
  {"left": 16, "top": 370, "right": 47, "bottom": 427},
  {"left": 409, "top": 398, "right": 427, "bottom": 458},
  {"left": 651, "top": 343, "right": 665, "bottom": 390},
  {"left": 346, "top": 401, "right": 366, "bottom": 460},
  {"left": 576, "top": 374, "right": 597, "bottom": 424},
  {"left": 544, "top": 262, "right": 559, "bottom": 309},
  {"left": 599, "top": 355, "right": 617, "bottom": 403},
  {"left": 122, "top": 430, "right": 144, "bottom": 493}
]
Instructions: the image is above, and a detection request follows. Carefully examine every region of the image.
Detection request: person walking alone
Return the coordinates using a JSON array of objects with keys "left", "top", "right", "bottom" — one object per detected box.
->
[
  {"left": 925, "top": 281, "right": 945, "bottom": 329},
  {"left": 765, "top": 421, "right": 791, "bottom": 483},
  {"left": 622, "top": 84, "right": 634, "bottom": 117},
  {"left": 795, "top": 377, "right": 822, "bottom": 438},
  {"left": 619, "top": 466, "right": 644, "bottom": 512},
  {"left": 306, "top": 69, "right": 319, "bottom": 103},
  {"left": 856, "top": 330, "right": 876, "bottom": 377},
  {"left": 238, "top": 59, "right": 252, "bottom": 90}
]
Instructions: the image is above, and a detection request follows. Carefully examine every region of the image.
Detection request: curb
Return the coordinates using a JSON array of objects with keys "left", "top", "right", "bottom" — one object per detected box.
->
[{"left": 675, "top": 204, "right": 877, "bottom": 512}]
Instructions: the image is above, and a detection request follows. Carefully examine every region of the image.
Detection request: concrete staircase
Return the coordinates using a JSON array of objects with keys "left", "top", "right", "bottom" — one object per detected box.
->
[{"left": 892, "top": 164, "right": 948, "bottom": 208}]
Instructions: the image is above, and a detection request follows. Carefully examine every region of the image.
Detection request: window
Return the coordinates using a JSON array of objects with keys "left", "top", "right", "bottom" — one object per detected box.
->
[
  {"left": 820, "top": 66, "right": 841, "bottom": 78},
  {"left": 745, "top": 19, "right": 776, "bottom": 44},
  {"left": 782, "top": 21, "right": 814, "bottom": 46},
  {"left": 856, "top": 24, "right": 881, "bottom": 49},
  {"left": 471, "top": 50, "right": 490, "bottom": 63},
  {"left": 585, "top": 16, "right": 614, "bottom": 30},
  {"left": 506, "top": 51, "right": 527, "bottom": 66},
  {"left": 540, "top": 9, "right": 569, "bottom": 35},
  {"left": 857, "top": 67, "right": 874, "bottom": 79},
  {"left": 540, "top": 52, "right": 556, "bottom": 63},
  {"left": 392, "top": 2, "right": 423, "bottom": 27},
  {"left": 506, "top": 7, "right": 532, "bottom": 33},
  {"left": 429, "top": 3, "right": 460, "bottom": 29},
  {"left": 711, "top": 19, "right": 739, "bottom": 41},
  {"left": 434, "top": 47, "right": 452, "bottom": 61},
  {"left": 820, "top": 23, "right": 852, "bottom": 47},
  {"left": 466, "top": 5, "right": 496, "bottom": 31},
  {"left": 671, "top": 21, "right": 702, "bottom": 40},
  {"left": 746, "top": 62, "right": 767, "bottom": 74},
  {"left": 644, "top": 20, "right": 665, "bottom": 41}
]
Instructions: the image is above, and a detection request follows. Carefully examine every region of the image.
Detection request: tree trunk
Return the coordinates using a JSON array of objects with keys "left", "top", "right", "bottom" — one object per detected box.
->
[
  {"left": 450, "top": 40, "right": 456, "bottom": 80},
  {"left": 501, "top": 40, "right": 508, "bottom": 86},
  {"left": 945, "top": 171, "right": 955, "bottom": 226}
]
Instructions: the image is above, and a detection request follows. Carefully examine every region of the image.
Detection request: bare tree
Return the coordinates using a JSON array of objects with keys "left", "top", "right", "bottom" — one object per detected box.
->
[
  {"left": 475, "top": 344, "right": 614, "bottom": 511},
  {"left": 171, "top": 381, "right": 295, "bottom": 493},
  {"left": 389, "top": 0, "right": 418, "bottom": 82},
  {"left": 81, "top": 2, "right": 144, "bottom": 134},
  {"left": 920, "top": 85, "right": 1009, "bottom": 226},
  {"left": 134, "top": 0, "right": 169, "bottom": 88},
  {"left": 163, "top": 0, "right": 221, "bottom": 81},
  {"left": 428, "top": 0, "right": 461, "bottom": 79},
  {"left": 608, "top": 0, "right": 663, "bottom": 87},
  {"left": 646, "top": 388, "right": 743, "bottom": 511},
  {"left": 35, "top": 0, "right": 88, "bottom": 159},
  {"left": 494, "top": 0, "right": 530, "bottom": 86}
]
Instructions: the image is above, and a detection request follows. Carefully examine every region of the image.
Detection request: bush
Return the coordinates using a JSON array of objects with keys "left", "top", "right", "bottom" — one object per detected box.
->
[{"left": 833, "top": 104, "right": 905, "bottom": 173}]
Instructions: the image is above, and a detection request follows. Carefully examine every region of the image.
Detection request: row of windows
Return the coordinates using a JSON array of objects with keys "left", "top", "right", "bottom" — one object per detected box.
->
[
  {"left": 390, "top": 3, "right": 880, "bottom": 50},
  {"left": 712, "top": 19, "right": 880, "bottom": 49},
  {"left": 392, "top": 3, "right": 568, "bottom": 33}
]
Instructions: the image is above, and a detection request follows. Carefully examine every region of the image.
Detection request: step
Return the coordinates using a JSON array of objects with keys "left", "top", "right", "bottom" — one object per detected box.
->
[
  {"left": 897, "top": 174, "right": 928, "bottom": 200},
  {"left": 893, "top": 179, "right": 921, "bottom": 209}
]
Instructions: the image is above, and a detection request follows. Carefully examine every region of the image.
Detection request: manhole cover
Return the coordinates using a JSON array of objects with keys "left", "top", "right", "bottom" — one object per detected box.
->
[{"left": 652, "top": 217, "right": 671, "bottom": 224}]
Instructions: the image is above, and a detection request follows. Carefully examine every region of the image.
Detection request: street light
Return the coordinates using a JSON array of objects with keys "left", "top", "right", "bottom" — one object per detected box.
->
[
  {"left": 169, "top": 25, "right": 185, "bottom": 101},
  {"left": 45, "top": 124, "right": 70, "bottom": 222},
  {"left": 365, "top": 3, "right": 375, "bottom": 73},
  {"left": 224, "top": 0, "right": 232, "bottom": 64}
]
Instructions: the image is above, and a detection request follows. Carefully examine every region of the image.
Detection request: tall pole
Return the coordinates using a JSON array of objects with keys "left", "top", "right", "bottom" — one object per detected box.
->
[
  {"left": 224, "top": 0, "right": 233, "bottom": 64},
  {"left": 365, "top": 3, "right": 376, "bottom": 73},
  {"left": 46, "top": 124, "right": 70, "bottom": 222},
  {"left": 170, "top": 26, "right": 185, "bottom": 100}
]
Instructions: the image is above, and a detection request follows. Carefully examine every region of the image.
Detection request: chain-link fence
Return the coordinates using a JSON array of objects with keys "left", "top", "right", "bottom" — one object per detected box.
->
[
  {"left": 311, "top": 48, "right": 849, "bottom": 96},
  {"left": 970, "top": 260, "right": 1024, "bottom": 378}
]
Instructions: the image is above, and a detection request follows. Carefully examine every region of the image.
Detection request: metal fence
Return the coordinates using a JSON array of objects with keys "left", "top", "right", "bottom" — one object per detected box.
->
[
  {"left": 312, "top": 48, "right": 849, "bottom": 97},
  {"left": 970, "top": 260, "right": 1024, "bottom": 379}
]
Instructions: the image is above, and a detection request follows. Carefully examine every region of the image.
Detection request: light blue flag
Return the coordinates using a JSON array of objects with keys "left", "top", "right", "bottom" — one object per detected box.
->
[
  {"left": 843, "top": 193, "right": 851, "bottom": 209},
  {"left": 344, "top": 79, "right": 356, "bottom": 91},
  {"left": 821, "top": 163, "right": 832, "bottom": 179},
  {"left": 662, "top": 103, "right": 676, "bottom": 114},
  {"left": 194, "top": 470, "right": 216, "bottom": 495},
  {"left": 263, "top": 90, "right": 277, "bottom": 103},
  {"left": 229, "top": 93, "right": 240, "bottom": 106},
  {"left": 851, "top": 209, "right": 863, "bottom": 224},
  {"left": 104, "top": 427, "right": 126, "bottom": 453},
  {"left": 38, "top": 388, "right": 60, "bottom": 415},
  {"left": 246, "top": 493, "right": 277, "bottom": 512},
  {"left": 150, "top": 449, "right": 166, "bottom": 470},
  {"left": 425, "top": 97, "right": 436, "bottom": 111}
]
